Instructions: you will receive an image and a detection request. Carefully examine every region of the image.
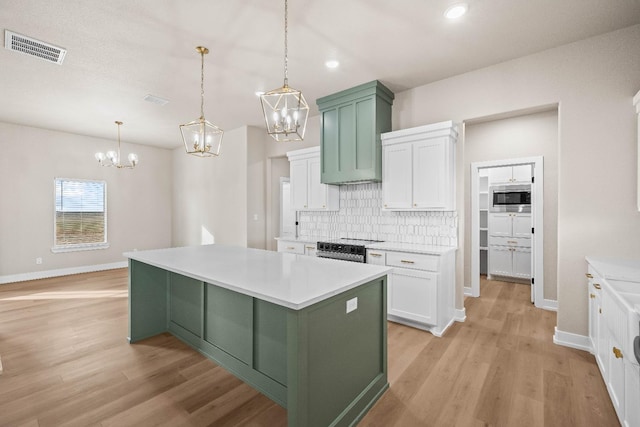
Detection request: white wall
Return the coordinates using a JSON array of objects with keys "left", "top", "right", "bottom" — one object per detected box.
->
[
  {"left": 393, "top": 24, "right": 640, "bottom": 335},
  {"left": 172, "top": 126, "right": 248, "bottom": 248},
  {"left": 464, "top": 110, "right": 559, "bottom": 300},
  {"left": 0, "top": 122, "right": 172, "bottom": 280},
  {"left": 247, "top": 126, "right": 267, "bottom": 249}
]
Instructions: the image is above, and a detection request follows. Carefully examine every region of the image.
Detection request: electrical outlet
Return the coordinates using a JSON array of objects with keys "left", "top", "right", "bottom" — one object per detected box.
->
[
  {"left": 346, "top": 297, "right": 358, "bottom": 314},
  {"left": 36, "top": 257, "right": 42, "bottom": 265}
]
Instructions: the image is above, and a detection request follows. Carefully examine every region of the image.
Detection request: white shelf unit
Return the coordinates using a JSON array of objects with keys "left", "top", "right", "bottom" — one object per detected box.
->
[{"left": 479, "top": 173, "right": 489, "bottom": 275}]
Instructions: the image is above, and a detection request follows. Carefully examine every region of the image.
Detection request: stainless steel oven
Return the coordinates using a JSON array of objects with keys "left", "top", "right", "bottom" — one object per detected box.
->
[
  {"left": 316, "top": 239, "right": 383, "bottom": 263},
  {"left": 489, "top": 184, "right": 531, "bottom": 213}
]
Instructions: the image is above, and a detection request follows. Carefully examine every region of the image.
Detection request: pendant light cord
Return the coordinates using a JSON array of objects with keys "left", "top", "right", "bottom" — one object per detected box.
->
[{"left": 283, "top": 0, "right": 289, "bottom": 87}]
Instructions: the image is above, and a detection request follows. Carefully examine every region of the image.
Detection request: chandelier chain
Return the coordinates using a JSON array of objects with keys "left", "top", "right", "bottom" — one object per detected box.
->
[
  {"left": 283, "top": 0, "right": 288, "bottom": 87},
  {"left": 200, "top": 49, "right": 205, "bottom": 118}
]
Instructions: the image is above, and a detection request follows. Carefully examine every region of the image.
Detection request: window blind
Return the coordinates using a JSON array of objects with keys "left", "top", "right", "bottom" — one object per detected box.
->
[{"left": 54, "top": 178, "right": 106, "bottom": 247}]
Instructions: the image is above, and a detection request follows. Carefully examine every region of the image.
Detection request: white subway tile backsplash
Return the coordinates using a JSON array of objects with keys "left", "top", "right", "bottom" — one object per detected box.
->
[{"left": 297, "top": 183, "right": 458, "bottom": 246}]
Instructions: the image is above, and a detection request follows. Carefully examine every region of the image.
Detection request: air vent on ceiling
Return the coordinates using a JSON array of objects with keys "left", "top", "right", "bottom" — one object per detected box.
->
[
  {"left": 4, "top": 30, "right": 66, "bottom": 64},
  {"left": 143, "top": 94, "right": 170, "bottom": 106}
]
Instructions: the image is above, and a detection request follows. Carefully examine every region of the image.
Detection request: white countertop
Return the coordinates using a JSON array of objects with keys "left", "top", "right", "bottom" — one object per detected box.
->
[
  {"left": 274, "top": 236, "right": 326, "bottom": 244},
  {"left": 366, "top": 242, "right": 457, "bottom": 255},
  {"left": 124, "top": 244, "right": 391, "bottom": 310},
  {"left": 585, "top": 256, "right": 640, "bottom": 282}
]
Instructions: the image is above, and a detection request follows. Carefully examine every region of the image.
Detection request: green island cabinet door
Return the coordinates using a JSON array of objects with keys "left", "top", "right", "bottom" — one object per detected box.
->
[{"left": 317, "top": 80, "right": 394, "bottom": 184}]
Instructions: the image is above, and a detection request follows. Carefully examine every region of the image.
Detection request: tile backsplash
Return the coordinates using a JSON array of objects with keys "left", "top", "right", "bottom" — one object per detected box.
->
[{"left": 297, "top": 183, "right": 458, "bottom": 246}]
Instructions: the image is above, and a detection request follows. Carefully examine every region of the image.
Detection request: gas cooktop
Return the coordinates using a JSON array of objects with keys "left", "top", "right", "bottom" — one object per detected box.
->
[{"left": 317, "top": 238, "right": 384, "bottom": 246}]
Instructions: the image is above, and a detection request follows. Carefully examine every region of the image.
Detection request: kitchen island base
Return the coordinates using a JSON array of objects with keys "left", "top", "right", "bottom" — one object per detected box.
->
[{"left": 128, "top": 259, "right": 388, "bottom": 427}]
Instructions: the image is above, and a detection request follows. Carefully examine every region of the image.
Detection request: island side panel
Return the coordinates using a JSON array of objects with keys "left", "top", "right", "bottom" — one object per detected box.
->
[
  {"left": 128, "top": 259, "right": 169, "bottom": 342},
  {"left": 287, "top": 276, "right": 388, "bottom": 427}
]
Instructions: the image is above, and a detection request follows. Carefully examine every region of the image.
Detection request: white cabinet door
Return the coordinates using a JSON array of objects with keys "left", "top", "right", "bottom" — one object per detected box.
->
[
  {"left": 512, "top": 214, "right": 531, "bottom": 238},
  {"left": 488, "top": 166, "right": 513, "bottom": 185},
  {"left": 625, "top": 362, "right": 640, "bottom": 427},
  {"left": 596, "top": 298, "right": 608, "bottom": 377},
  {"left": 512, "top": 248, "right": 531, "bottom": 279},
  {"left": 512, "top": 164, "right": 532, "bottom": 183},
  {"left": 413, "top": 138, "right": 446, "bottom": 209},
  {"left": 608, "top": 334, "right": 626, "bottom": 422},
  {"left": 366, "top": 250, "right": 386, "bottom": 265},
  {"left": 304, "top": 243, "right": 317, "bottom": 257},
  {"left": 307, "top": 157, "right": 325, "bottom": 209},
  {"left": 489, "top": 246, "right": 512, "bottom": 276},
  {"left": 383, "top": 144, "right": 412, "bottom": 209},
  {"left": 489, "top": 213, "right": 512, "bottom": 237},
  {"left": 290, "top": 160, "right": 308, "bottom": 210},
  {"left": 388, "top": 268, "right": 437, "bottom": 326},
  {"left": 588, "top": 288, "right": 598, "bottom": 353}
]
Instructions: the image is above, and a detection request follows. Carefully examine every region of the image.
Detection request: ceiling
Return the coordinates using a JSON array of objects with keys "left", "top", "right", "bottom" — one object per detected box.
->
[{"left": 1, "top": 0, "right": 639, "bottom": 150}]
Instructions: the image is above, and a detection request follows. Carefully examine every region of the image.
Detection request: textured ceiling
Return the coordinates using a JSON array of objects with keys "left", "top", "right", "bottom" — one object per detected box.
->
[{"left": 1, "top": 0, "right": 639, "bottom": 149}]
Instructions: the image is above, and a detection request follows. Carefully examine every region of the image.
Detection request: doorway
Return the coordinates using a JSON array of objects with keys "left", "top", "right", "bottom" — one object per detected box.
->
[{"left": 470, "top": 157, "right": 544, "bottom": 307}]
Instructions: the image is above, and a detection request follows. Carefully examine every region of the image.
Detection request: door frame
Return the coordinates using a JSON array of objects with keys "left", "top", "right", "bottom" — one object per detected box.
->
[{"left": 470, "top": 156, "right": 544, "bottom": 307}]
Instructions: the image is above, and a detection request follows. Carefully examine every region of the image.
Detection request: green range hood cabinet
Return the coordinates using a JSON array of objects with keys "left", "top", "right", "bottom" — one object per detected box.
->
[{"left": 317, "top": 80, "right": 394, "bottom": 184}]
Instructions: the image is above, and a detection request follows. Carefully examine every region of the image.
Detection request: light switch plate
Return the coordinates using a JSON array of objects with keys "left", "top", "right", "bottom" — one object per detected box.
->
[{"left": 346, "top": 297, "right": 358, "bottom": 313}]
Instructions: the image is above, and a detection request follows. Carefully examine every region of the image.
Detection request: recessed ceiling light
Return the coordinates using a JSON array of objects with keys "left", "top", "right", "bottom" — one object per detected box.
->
[
  {"left": 444, "top": 3, "right": 468, "bottom": 19},
  {"left": 325, "top": 60, "right": 339, "bottom": 69}
]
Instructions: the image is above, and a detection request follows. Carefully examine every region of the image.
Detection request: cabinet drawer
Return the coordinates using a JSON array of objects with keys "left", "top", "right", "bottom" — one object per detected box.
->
[
  {"left": 366, "top": 250, "right": 386, "bottom": 265},
  {"left": 277, "top": 240, "right": 305, "bottom": 255},
  {"left": 386, "top": 251, "right": 439, "bottom": 271},
  {"left": 488, "top": 236, "right": 531, "bottom": 248}
]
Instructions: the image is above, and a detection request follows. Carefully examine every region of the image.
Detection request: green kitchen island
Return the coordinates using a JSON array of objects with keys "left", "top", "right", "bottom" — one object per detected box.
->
[{"left": 124, "top": 244, "right": 391, "bottom": 427}]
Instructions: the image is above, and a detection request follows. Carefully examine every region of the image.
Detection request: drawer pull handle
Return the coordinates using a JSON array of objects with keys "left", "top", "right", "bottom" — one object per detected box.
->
[
  {"left": 585, "top": 273, "right": 593, "bottom": 278},
  {"left": 590, "top": 293, "right": 595, "bottom": 299},
  {"left": 370, "top": 253, "right": 382, "bottom": 257},
  {"left": 612, "top": 347, "right": 623, "bottom": 359},
  {"left": 400, "top": 260, "right": 415, "bottom": 264},
  {"left": 287, "top": 247, "right": 295, "bottom": 250},
  {"left": 305, "top": 246, "right": 315, "bottom": 250},
  {"left": 593, "top": 283, "right": 601, "bottom": 290},
  {"left": 599, "top": 308, "right": 601, "bottom": 314},
  {"left": 507, "top": 240, "right": 517, "bottom": 244}
]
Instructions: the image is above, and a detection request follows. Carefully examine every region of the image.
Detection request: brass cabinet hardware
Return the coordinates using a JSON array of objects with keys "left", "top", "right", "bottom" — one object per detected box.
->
[
  {"left": 400, "top": 260, "right": 415, "bottom": 264},
  {"left": 507, "top": 240, "right": 517, "bottom": 244},
  {"left": 305, "top": 246, "right": 315, "bottom": 250},
  {"left": 585, "top": 273, "right": 593, "bottom": 278},
  {"left": 599, "top": 308, "right": 602, "bottom": 314},
  {"left": 369, "top": 253, "right": 382, "bottom": 257},
  {"left": 590, "top": 293, "right": 595, "bottom": 299},
  {"left": 593, "top": 283, "right": 601, "bottom": 290},
  {"left": 287, "top": 247, "right": 295, "bottom": 250},
  {"left": 414, "top": 203, "right": 417, "bottom": 207},
  {"left": 612, "top": 347, "right": 623, "bottom": 359}
]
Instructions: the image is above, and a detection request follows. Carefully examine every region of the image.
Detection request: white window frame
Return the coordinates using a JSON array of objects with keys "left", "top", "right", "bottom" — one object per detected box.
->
[{"left": 52, "top": 178, "right": 109, "bottom": 253}]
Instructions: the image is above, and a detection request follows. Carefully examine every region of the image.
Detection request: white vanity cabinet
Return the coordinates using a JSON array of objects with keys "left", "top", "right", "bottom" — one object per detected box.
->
[
  {"left": 366, "top": 246, "right": 456, "bottom": 336},
  {"left": 381, "top": 121, "right": 457, "bottom": 211},
  {"left": 488, "top": 165, "right": 531, "bottom": 185},
  {"left": 287, "top": 147, "right": 339, "bottom": 211}
]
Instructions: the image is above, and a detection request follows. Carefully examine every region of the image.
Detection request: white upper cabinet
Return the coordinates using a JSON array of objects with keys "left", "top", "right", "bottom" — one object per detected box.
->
[
  {"left": 287, "top": 147, "right": 339, "bottom": 211},
  {"left": 382, "top": 121, "right": 457, "bottom": 211},
  {"left": 488, "top": 164, "right": 531, "bottom": 185}
]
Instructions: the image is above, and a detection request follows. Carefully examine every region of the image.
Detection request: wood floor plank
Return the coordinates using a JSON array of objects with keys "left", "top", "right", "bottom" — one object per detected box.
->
[{"left": 0, "top": 270, "right": 620, "bottom": 426}]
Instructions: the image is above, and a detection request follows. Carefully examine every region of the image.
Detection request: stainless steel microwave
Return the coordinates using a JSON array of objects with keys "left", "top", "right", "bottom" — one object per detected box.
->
[{"left": 489, "top": 184, "right": 531, "bottom": 213}]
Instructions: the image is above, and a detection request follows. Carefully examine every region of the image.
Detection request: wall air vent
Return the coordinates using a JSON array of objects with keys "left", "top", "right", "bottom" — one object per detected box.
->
[
  {"left": 4, "top": 30, "right": 66, "bottom": 64},
  {"left": 143, "top": 94, "right": 170, "bottom": 106}
]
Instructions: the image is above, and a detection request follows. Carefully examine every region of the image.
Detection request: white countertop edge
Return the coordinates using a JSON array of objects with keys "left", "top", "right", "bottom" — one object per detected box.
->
[
  {"left": 274, "top": 236, "right": 326, "bottom": 244},
  {"left": 365, "top": 242, "right": 457, "bottom": 255},
  {"left": 586, "top": 256, "right": 640, "bottom": 283},
  {"left": 125, "top": 249, "right": 392, "bottom": 311}
]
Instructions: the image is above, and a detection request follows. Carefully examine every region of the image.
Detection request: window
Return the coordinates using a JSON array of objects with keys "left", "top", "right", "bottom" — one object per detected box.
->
[{"left": 53, "top": 178, "right": 108, "bottom": 252}]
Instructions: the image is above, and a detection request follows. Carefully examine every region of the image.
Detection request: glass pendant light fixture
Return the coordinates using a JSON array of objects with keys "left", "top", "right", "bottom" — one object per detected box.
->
[
  {"left": 180, "top": 46, "right": 224, "bottom": 157},
  {"left": 95, "top": 121, "right": 138, "bottom": 169},
  {"left": 260, "top": 0, "right": 309, "bottom": 142}
]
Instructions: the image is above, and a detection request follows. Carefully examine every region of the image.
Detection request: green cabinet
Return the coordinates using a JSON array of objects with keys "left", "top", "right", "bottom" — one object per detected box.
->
[{"left": 317, "top": 80, "right": 394, "bottom": 184}]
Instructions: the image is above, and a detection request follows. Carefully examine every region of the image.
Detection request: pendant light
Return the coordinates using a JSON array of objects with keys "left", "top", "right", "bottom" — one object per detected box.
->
[
  {"left": 180, "top": 46, "right": 224, "bottom": 157},
  {"left": 95, "top": 121, "right": 138, "bottom": 169},
  {"left": 260, "top": 0, "right": 309, "bottom": 142}
]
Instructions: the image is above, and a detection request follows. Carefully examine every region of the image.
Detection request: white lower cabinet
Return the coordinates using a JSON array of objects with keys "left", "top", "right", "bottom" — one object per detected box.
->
[
  {"left": 586, "top": 261, "right": 639, "bottom": 427},
  {"left": 367, "top": 248, "right": 456, "bottom": 337},
  {"left": 276, "top": 240, "right": 316, "bottom": 256}
]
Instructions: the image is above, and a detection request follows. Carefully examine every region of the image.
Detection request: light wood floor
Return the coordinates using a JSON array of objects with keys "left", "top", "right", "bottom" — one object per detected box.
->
[{"left": 0, "top": 271, "right": 618, "bottom": 426}]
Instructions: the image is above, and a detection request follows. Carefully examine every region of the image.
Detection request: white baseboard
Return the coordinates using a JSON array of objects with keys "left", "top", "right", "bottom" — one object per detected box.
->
[
  {"left": 0, "top": 261, "right": 128, "bottom": 285},
  {"left": 454, "top": 308, "right": 466, "bottom": 322},
  {"left": 553, "top": 326, "right": 591, "bottom": 352},
  {"left": 543, "top": 299, "right": 558, "bottom": 311}
]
